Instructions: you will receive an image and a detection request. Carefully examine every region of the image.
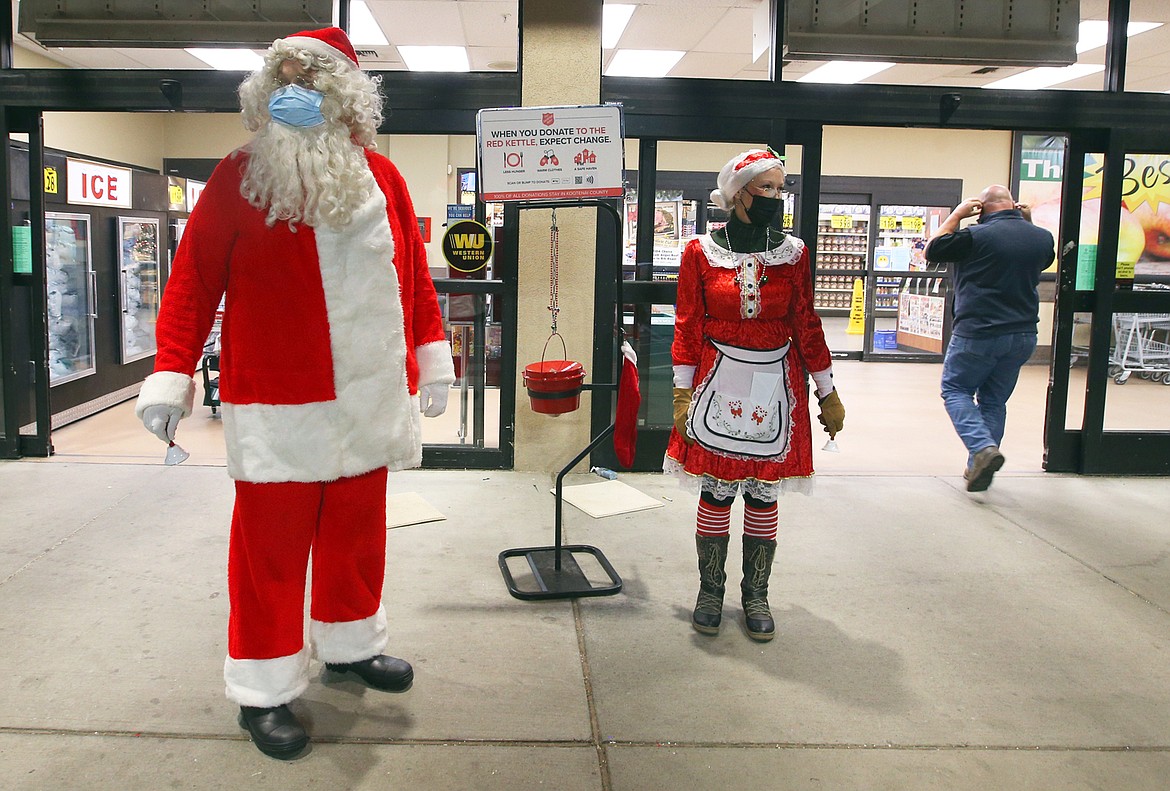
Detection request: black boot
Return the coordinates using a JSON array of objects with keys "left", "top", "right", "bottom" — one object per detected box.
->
[
  {"left": 326, "top": 654, "right": 414, "bottom": 692},
  {"left": 692, "top": 534, "right": 729, "bottom": 634},
  {"left": 741, "top": 535, "right": 777, "bottom": 642},
  {"left": 238, "top": 704, "right": 309, "bottom": 759}
]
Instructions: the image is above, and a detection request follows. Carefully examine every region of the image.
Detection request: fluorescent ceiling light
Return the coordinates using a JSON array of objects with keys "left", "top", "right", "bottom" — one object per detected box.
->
[
  {"left": 1076, "top": 20, "right": 1162, "bottom": 53},
  {"left": 982, "top": 63, "right": 1104, "bottom": 90},
  {"left": 185, "top": 48, "right": 264, "bottom": 71},
  {"left": 797, "top": 61, "right": 894, "bottom": 84},
  {"left": 350, "top": 1, "right": 390, "bottom": 46},
  {"left": 603, "top": 4, "right": 636, "bottom": 49},
  {"left": 398, "top": 45, "right": 470, "bottom": 72},
  {"left": 605, "top": 49, "right": 684, "bottom": 78}
]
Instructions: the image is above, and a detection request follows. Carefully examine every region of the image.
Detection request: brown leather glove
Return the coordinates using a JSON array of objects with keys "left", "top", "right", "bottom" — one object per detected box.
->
[
  {"left": 673, "top": 387, "right": 694, "bottom": 444},
  {"left": 817, "top": 390, "right": 845, "bottom": 439}
]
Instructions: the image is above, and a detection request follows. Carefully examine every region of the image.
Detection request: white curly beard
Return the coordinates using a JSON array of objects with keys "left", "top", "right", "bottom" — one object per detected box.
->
[{"left": 241, "top": 120, "right": 374, "bottom": 230}]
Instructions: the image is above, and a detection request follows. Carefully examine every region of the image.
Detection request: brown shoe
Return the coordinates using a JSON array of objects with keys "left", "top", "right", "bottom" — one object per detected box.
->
[{"left": 965, "top": 446, "right": 1005, "bottom": 492}]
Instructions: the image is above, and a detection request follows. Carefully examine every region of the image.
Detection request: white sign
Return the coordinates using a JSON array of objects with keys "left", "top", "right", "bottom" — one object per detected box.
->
[
  {"left": 186, "top": 180, "right": 206, "bottom": 212},
  {"left": 66, "top": 158, "right": 132, "bottom": 208},
  {"left": 476, "top": 104, "right": 624, "bottom": 202}
]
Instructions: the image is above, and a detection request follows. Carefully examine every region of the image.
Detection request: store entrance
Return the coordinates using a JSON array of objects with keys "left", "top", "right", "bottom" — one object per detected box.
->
[{"left": 794, "top": 176, "right": 961, "bottom": 362}]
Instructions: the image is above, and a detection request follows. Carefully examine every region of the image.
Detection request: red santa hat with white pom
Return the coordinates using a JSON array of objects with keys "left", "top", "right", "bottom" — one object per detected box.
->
[
  {"left": 710, "top": 148, "right": 786, "bottom": 211},
  {"left": 280, "top": 26, "right": 360, "bottom": 70}
]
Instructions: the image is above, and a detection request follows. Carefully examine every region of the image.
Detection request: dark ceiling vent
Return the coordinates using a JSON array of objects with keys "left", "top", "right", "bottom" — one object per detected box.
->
[
  {"left": 355, "top": 49, "right": 379, "bottom": 57},
  {"left": 972, "top": 66, "right": 1000, "bottom": 74}
]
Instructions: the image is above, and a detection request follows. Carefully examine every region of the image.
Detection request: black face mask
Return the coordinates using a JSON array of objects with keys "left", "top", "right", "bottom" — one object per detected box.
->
[{"left": 745, "top": 194, "right": 782, "bottom": 227}]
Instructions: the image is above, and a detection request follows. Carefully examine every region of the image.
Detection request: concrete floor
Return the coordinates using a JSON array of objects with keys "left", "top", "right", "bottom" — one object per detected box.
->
[{"left": 2, "top": 457, "right": 1170, "bottom": 789}]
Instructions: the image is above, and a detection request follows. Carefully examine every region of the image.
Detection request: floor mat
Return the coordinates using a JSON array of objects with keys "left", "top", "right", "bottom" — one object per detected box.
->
[
  {"left": 387, "top": 491, "right": 446, "bottom": 529},
  {"left": 554, "top": 479, "right": 665, "bottom": 518}
]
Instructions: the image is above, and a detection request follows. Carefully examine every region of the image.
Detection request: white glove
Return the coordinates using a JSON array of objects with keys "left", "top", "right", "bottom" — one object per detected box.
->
[
  {"left": 419, "top": 382, "right": 449, "bottom": 418},
  {"left": 141, "top": 404, "right": 183, "bottom": 443}
]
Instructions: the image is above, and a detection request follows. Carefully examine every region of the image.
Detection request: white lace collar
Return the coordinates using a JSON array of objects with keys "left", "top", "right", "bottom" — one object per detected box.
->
[{"left": 698, "top": 233, "right": 805, "bottom": 269}]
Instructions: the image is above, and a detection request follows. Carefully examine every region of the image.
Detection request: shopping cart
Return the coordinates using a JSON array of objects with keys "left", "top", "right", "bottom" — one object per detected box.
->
[{"left": 1108, "top": 312, "right": 1170, "bottom": 385}]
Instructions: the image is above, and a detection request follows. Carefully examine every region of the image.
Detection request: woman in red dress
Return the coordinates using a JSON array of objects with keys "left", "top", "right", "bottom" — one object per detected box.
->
[{"left": 665, "top": 149, "right": 845, "bottom": 641}]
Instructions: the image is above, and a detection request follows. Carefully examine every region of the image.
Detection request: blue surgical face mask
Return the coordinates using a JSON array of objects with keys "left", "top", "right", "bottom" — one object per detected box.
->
[{"left": 268, "top": 84, "right": 326, "bottom": 128}]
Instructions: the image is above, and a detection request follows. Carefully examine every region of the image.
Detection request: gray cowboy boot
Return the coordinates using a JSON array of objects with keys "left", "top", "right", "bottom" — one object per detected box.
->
[
  {"left": 741, "top": 535, "right": 777, "bottom": 642},
  {"left": 692, "top": 534, "right": 729, "bottom": 634}
]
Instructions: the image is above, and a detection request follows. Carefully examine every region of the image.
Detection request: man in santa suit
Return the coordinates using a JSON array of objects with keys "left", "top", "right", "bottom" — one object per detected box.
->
[{"left": 134, "top": 27, "right": 455, "bottom": 759}]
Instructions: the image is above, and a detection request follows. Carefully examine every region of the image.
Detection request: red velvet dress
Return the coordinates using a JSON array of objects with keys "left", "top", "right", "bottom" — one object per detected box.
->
[{"left": 664, "top": 234, "right": 832, "bottom": 500}]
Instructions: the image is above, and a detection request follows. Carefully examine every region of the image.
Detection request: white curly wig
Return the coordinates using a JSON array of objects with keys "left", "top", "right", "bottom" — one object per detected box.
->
[{"left": 235, "top": 40, "right": 386, "bottom": 228}]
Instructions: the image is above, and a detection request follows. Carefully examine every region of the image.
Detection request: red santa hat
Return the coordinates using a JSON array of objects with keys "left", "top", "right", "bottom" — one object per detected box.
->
[
  {"left": 710, "top": 149, "right": 786, "bottom": 211},
  {"left": 281, "top": 26, "right": 360, "bottom": 71}
]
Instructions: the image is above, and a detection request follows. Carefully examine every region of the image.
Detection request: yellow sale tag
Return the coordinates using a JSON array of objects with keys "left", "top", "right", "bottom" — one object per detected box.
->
[
  {"left": 902, "top": 216, "right": 925, "bottom": 233},
  {"left": 879, "top": 215, "right": 898, "bottom": 230},
  {"left": 169, "top": 185, "right": 185, "bottom": 205},
  {"left": 830, "top": 214, "right": 851, "bottom": 229},
  {"left": 43, "top": 167, "right": 59, "bottom": 194},
  {"left": 782, "top": 213, "right": 794, "bottom": 229}
]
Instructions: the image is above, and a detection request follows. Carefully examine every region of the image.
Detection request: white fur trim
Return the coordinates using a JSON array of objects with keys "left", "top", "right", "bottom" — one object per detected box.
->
[
  {"left": 673, "top": 365, "right": 696, "bottom": 389},
  {"left": 135, "top": 371, "right": 196, "bottom": 419},
  {"left": 416, "top": 339, "right": 456, "bottom": 387},
  {"left": 281, "top": 36, "right": 357, "bottom": 71},
  {"left": 224, "top": 647, "right": 310, "bottom": 707},
  {"left": 221, "top": 176, "right": 421, "bottom": 483},
  {"left": 810, "top": 367, "right": 835, "bottom": 399},
  {"left": 310, "top": 606, "right": 389, "bottom": 663}
]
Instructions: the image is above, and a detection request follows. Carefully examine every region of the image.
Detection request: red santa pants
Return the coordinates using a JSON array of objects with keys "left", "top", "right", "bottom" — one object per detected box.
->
[{"left": 227, "top": 466, "right": 388, "bottom": 662}]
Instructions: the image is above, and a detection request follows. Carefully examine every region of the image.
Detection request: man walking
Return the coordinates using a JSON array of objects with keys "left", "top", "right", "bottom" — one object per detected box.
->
[{"left": 925, "top": 185, "right": 1054, "bottom": 491}]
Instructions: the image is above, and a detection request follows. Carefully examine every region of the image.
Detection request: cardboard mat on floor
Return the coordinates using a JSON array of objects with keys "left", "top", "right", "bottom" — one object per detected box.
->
[
  {"left": 387, "top": 492, "right": 446, "bottom": 529},
  {"left": 553, "top": 479, "right": 665, "bottom": 518}
]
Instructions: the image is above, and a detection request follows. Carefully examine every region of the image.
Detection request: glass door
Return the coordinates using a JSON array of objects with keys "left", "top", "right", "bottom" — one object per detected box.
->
[
  {"left": 44, "top": 212, "right": 97, "bottom": 384},
  {"left": 814, "top": 202, "right": 870, "bottom": 356},
  {"left": 117, "top": 216, "right": 161, "bottom": 364},
  {"left": 867, "top": 204, "right": 953, "bottom": 360}
]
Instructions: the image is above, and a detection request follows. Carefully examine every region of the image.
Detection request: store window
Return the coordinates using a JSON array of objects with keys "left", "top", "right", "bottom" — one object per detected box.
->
[{"left": 1103, "top": 309, "right": 1170, "bottom": 430}]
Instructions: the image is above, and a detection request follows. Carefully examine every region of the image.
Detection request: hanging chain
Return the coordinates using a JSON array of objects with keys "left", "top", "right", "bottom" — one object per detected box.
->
[{"left": 548, "top": 208, "right": 560, "bottom": 334}]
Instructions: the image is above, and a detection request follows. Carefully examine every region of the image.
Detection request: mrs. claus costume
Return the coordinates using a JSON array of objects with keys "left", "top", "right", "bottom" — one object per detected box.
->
[
  {"left": 134, "top": 26, "right": 453, "bottom": 735},
  {"left": 665, "top": 148, "right": 844, "bottom": 644}
]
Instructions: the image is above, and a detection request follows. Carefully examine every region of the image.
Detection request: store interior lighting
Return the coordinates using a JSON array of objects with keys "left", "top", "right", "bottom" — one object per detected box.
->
[
  {"left": 349, "top": 1, "right": 390, "bottom": 46},
  {"left": 982, "top": 63, "right": 1105, "bottom": 90},
  {"left": 1075, "top": 19, "right": 1161, "bottom": 53},
  {"left": 605, "top": 49, "right": 684, "bottom": 78},
  {"left": 184, "top": 48, "right": 264, "bottom": 71},
  {"left": 980, "top": 19, "right": 1160, "bottom": 90},
  {"left": 796, "top": 61, "right": 895, "bottom": 84},
  {"left": 398, "top": 45, "right": 470, "bottom": 72},
  {"left": 603, "top": 4, "right": 636, "bottom": 49}
]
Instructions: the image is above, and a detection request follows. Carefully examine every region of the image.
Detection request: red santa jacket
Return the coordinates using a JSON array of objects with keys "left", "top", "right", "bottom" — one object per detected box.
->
[{"left": 136, "top": 148, "right": 454, "bottom": 483}]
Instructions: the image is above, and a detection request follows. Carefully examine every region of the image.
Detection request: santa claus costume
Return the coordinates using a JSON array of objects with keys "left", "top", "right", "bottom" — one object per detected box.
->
[
  {"left": 135, "top": 27, "right": 453, "bottom": 758},
  {"left": 665, "top": 149, "right": 845, "bottom": 643}
]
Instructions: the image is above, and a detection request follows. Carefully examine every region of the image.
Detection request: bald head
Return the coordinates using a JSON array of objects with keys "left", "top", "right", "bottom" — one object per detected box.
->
[{"left": 979, "top": 185, "right": 1015, "bottom": 213}]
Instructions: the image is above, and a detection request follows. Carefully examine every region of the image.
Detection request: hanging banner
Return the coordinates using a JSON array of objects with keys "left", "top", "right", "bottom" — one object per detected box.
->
[{"left": 476, "top": 104, "right": 625, "bottom": 202}]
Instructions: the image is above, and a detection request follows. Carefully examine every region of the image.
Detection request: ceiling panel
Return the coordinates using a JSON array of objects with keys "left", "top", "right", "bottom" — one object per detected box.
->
[
  {"left": 692, "top": 7, "right": 754, "bottom": 55},
  {"left": 671, "top": 50, "right": 752, "bottom": 79},
  {"left": 457, "top": 1, "right": 518, "bottom": 49},
  {"left": 370, "top": 0, "right": 465, "bottom": 47},
  {"left": 619, "top": 5, "right": 720, "bottom": 51}
]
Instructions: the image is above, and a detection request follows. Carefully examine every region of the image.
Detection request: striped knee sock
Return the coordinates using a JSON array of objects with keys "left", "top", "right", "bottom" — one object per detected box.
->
[
  {"left": 696, "top": 499, "right": 732, "bottom": 538},
  {"left": 743, "top": 501, "right": 778, "bottom": 541}
]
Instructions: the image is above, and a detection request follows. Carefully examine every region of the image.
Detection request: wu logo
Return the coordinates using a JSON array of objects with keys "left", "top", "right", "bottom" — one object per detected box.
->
[{"left": 451, "top": 233, "right": 484, "bottom": 249}]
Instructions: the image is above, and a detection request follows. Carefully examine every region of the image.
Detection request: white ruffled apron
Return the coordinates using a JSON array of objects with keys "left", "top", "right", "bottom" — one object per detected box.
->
[{"left": 688, "top": 340, "right": 792, "bottom": 458}]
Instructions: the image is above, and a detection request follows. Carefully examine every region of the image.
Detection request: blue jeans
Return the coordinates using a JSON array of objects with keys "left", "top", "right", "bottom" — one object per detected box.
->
[{"left": 940, "top": 332, "right": 1037, "bottom": 466}]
